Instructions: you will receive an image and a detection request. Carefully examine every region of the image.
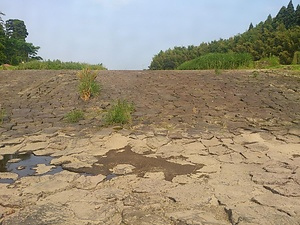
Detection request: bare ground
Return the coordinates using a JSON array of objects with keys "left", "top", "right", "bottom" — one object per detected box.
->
[{"left": 0, "top": 70, "right": 300, "bottom": 224}]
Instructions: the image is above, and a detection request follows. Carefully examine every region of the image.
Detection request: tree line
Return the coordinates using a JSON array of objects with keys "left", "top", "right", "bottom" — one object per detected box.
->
[
  {"left": 149, "top": 0, "right": 300, "bottom": 70},
  {"left": 0, "top": 12, "right": 41, "bottom": 65}
]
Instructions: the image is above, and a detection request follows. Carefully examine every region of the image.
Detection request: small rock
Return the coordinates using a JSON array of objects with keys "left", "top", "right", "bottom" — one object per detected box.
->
[
  {"left": 20, "top": 142, "right": 48, "bottom": 152},
  {"left": 146, "top": 135, "right": 170, "bottom": 149},
  {"left": 7, "top": 158, "right": 22, "bottom": 163},
  {"left": 0, "top": 172, "right": 18, "bottom": 180},
  {"left": 104, "top": 133, "right": 129, "bottom": 150},
  {"left": 17, "top": 166, "right": 26, "bottom": 170},
  {"left": 0, "top": 144, "right": 23, "bottom": 155},
  {"left": 33, "top": 164, "right": 55, "bottom": 175},
  {"left": 183, "top": 142, "right": 207, "bottom": 155},
  {"left": 2, "top": 137, "right": 25, "bottom": 145}
]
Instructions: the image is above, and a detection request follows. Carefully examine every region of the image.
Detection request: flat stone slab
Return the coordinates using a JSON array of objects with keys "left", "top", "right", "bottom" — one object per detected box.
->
[{"left": 0, "top": 70, "right": 299, "bottom": 224}]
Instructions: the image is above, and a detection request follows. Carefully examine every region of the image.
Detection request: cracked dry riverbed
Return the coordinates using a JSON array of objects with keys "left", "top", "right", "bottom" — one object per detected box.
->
[{"left": 0, "top": 70, "right": 300, "bottom": 225}]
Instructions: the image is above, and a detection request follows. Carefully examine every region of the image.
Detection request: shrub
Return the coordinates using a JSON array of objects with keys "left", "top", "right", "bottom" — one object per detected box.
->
[
  {"left": 1, "top": 64, "right": 16, "bottom": 70},
  {"left": 105, "top": 100, "right": 134, "bottom": 125},
  {"left": 64, "top": 110, "right": 84, "bottom": 123},
  {"left": 292, "top": 51, "right": 300, "bottom": 65},
  {"left": 77, "top": 68, "right": 101, "bottom": 101},
  {"left": 255, "top": 56, "right": 280, "bottom": 69},
  {"left": 177, "top": 53, "right": 253, "bottom": 70}
]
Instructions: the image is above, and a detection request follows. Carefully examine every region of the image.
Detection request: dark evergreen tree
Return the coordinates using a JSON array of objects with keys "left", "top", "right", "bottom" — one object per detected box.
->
[
  {"left": 274, "top": 1, "right": 296, "bottom": 28},
  {"left": 286, "top": 0, "right": 296, "bottom": 28},
  {"left": 248, "top": 23, "right": 254, "bottom": 31},
  {"left": 296, "top": 5, "right": 300, "bottom": 26},
  {"left": 274, "top": 6, "right": 288, "bottom": 27}
]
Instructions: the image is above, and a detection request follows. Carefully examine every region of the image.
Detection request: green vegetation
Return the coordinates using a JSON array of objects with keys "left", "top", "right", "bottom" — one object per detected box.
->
[
  {"left": 1, "top": 64, "right": 16, "bottom": 70},
  {"left": 292, "top": 51, "right": 300, "bottom": 64},
  {"left": 64, "top": 110, "right": 84, "bottom": 123},
  {"left": 291, "top": 65, "right": 300, "bottom": 70},
  {"left": 0, "top": 13, "right": 106, "bottom": 69},
  {"left": 0, "top": 14, "right": 41, "bottom": 65},
  {"left": 104, "top": 99, "right": 134, "bottom": 125},
  {"left": 149, "top": 1, "right": 300, "bottom": 70},
  {"left": 254, "top": 56, "right": 281, "bottom": 69},
  {"left": 17, "top": 60, "right": 106, "bottom": 70},
  {"left": 177, "top": 53, "right": 253, "bottom": 70},
  {"left": 77, "top": 68, "right": 101, "bottom": 101}
]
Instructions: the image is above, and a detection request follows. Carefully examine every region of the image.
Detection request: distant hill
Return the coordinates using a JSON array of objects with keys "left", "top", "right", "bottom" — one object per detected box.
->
[{"left": 149, "top": 0, "right": 300, "bottom": 70}]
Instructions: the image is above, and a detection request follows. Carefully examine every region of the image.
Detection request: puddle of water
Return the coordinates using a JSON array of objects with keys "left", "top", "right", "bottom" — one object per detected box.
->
[
  {"left": 71, "top": 145, "right": 204, "bottom": 181},
  {"left": 0, "top": 152, "right": 63, "bottom": 184},
  {"left": 106, "top": 173, "right": 118, "bottom": 180},
  {"left": 0, "top": 146, "right": 204, "bottom": 183}
]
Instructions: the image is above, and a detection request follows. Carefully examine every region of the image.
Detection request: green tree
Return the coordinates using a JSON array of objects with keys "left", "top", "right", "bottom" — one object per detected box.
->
[
  {"left": 274, "top": 1, "right": 296, "bottom": 28},
  {"left": 248, "top": 23, "right": 254, "bottom": 31},
  {"left": 5, "top": 19, "right": 28, "bottom": 40},
  {"left": 149, "top": 1, "right": 300, "bottom": 69},
  {"left": 0, "top": 11, "right": 4, "bottom": 25},
  {"left": 286, "top": 0, "right": 296, "bottom": 28},
  {"left": 0, "top": 12, "right": 6, "bottom": 64},
  {"left": 296, "top": 5, "right": 300, "bottom": 26},
  {"left": 0, "top": 16, "right": 41, "bottom": 65}
]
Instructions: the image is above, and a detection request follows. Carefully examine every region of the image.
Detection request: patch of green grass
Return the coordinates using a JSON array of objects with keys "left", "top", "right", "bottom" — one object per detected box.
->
[
  {"left": 77, "top": 69, "right": 101, "bottom": 101},
  {"left": 64, "top": 110, "right": 84, "bottom": 123},
  {"left": 255, "top": 56, "right": 281, "bottom": 69},
  {"left": 177, "top": 53, "right": 253, "bottom": 70},
  {"left": 105, "top": 100, "right": 134, "bottom": 125},
  {"left": 289, "top": 65, "right": 300, "bottom": 71},
  {"left": 17, "top": 60, "right": 107, "bottom": 70},
  {"left": 0, "top": 64, "right": 17, "bottom": 70}
]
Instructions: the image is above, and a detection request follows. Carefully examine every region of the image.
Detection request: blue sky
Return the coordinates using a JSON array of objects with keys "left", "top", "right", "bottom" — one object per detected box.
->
[{"left": 1, "top": 0, "right": 298, "bottom": 69}]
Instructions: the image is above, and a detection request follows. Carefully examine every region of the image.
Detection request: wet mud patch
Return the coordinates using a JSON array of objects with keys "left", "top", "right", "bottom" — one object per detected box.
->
[
  {"left": 0, "top": 152, "right": 63, "bottom": 183},
  {"left": 70, "top": 146, "right": 204, "bottom": 181}
]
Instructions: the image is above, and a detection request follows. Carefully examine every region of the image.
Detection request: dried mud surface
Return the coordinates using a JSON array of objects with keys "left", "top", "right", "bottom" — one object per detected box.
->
[{"left": 0, "top": 70, "right": 300, "bottom": 225}]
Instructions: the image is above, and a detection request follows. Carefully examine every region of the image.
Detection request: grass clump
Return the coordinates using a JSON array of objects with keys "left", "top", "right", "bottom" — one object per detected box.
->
[
  {"left": 177, "top": 53, "right": 253, "bottom": 70},
  {"left": 64, "top": 110, "right": 84, "bottom": 123},
  {"left": 105, "top": 100, "right": 134, "bottom": 125},
  {"left": 78, "top": 68, "right": 101, "bottom": 101},
  {"left": 17, "top": 60, "right": 107, "bottom": 70}
]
